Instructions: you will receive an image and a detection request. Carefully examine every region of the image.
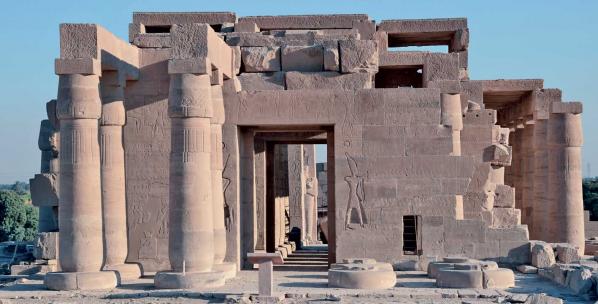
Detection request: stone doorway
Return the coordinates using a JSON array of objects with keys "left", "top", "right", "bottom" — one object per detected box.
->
[{"left": 239, "top": 126, "right": 335, "bottom": 270}]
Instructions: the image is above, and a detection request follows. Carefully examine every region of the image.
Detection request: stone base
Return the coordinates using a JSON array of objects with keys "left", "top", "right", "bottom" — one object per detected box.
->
[
  {"left": 436, "top": 269, "right": 483, "bottom": 289},
  {"left": 328, "top": 260, "right": 396, "bottom": 289},
  {"left": 104, "top": 263, "right": 142, "bottom": 281},
  {"left": 212, "top": 262, "right": 237, "bottom": 280},
  {"left": 45, "top": 271, "right": 117, "bottom": 291},
  {"left": 154, "top": 270, "right": 226, "bottom": 289}
]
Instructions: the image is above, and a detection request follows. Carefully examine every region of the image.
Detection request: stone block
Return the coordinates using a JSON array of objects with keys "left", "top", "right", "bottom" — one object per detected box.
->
[
  {"left": 484, "top": 144, "right": 512, "bottom": 167},
  {"left": 352, "top": 20, "right": 375, "bottom": 40},
  {"left": 482, "top": 268, "right": 514, "bottom": 289},
  {"left": 235, "top": 21, "right": 259, "bottom": 33},
  {"left": 524, "top": 294, "right": 563, "bottom": 304},
  {"left": 238, "top": 14, "right": 369, "bottom": 30},
  {"left": 339, "top": 40, "right": 378, "bottom": 74},
  {"left": 423, "top": 53, "right": 459, "bottom": 84},
  {"left": 132, "top": 12, "right": 237, "bottom": 26},
  {"left": 323, "top": 43, "right": 339, "bottom": 71},
  {"left": 531, "top": 241, "right": 555, "bottom": 269},
  {"left": 281, "top": 45, "right": 324, "bottom": 72},
  {"left": 11, "top": 263, "right": 56, "bottom": 275},
  {"left": 34, "top": 232, "right": 59, "bottom": 260},
  {"left": 238, "top": 72, "right": 285, "bottom": 90},
  {"left": 566, "top": 268, "right": 593, "bottom": 294},
  {"left": 30, "top": 173, "right": 59, "bottom": 207},
  {"left": 133, "top": 34, "right": 171, "bottom": 48},
  {"left": 494, "top": 185, "right": 515, "bottom": 208},
  {"left": 226, "top": 33, "right": 279, "bottom": 47},
  {"left": 285, "top": 71, "right": 372, "bottom": 90},
  {"left": 516, "top": 264, "right": 538, "bottom": 274},
  {"left": 555, "top": 243, "right": 580, "bottom": 263},
  {"left": 492, "top": 208, "right": 521, "bottom": 228},
  {"left": 241, "top": 47, "right": 281, "bottom": 72}
]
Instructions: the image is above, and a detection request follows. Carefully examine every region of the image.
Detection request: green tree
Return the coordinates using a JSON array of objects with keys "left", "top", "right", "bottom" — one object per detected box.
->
[{"left": 0, "top": 190, "right": 38, "bottom": 242}]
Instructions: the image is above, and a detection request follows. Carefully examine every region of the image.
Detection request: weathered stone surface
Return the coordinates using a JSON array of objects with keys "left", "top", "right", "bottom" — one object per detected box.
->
[
  {"left": 482, "top": 268, "right": 514, "bottom": 289},
  {"left": 339, "top": 40, "right": 378, "bottom": 73},
  {"left": 238, "top": 72, "right": 285, "bottom": 90},
  {"left": 241, "top": 47, "right": 281, "bottom": 72},
  {"left": 328, "top": 259, "right": 396, "bottom": 289},
  {"left": 516, "top": 264, "right": 538, "bottom": 274},
  {"left": 531, "top": 241, "right": 556, "bottom": 269},
  {"left": 34, "top": 232, "right": 59, "bottom": 260},
  {"left": 565, "top": 268, "right": 593, "bottom": 294},
  {"left": 285, "top": 71, "right": 371, "bottom": 90},
  {"left": 555, "top": 243, "right": 580, "bottom": 263},
  {"left": 436, "top": 269, "right": 483, "bottom": 288},
  {"left": 524, "top": 294, "right": 563, "bottom": 304},
  {"left": 30, "top": 173, "right": 59, "bottom": 207},
  {"left": 281, "top": 45, "right": 323, "bottom": 71}
]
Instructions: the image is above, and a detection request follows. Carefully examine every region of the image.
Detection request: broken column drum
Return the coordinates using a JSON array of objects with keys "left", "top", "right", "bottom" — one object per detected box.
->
[
  {"left": 99, "top": 71, "right": 141, "bottom": 280},
  {"left": 154, "top": 72, "right": 226, "bottom": 289},
  {"left": 45, "top": 74, "right": 117, "bottom": 290}
]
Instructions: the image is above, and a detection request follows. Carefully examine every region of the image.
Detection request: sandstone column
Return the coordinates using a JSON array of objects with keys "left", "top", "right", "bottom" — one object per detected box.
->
[
  {"left": 99, "top": 71, "right": 141, "bottom": 281},
  {"left": 521, "top": 123, "right": 535, "bottom": 234},
  {"left": 532, "top": 120, "right": 549, "bottom": 241},
  {"left": 210, "top": 83, "right": 236, "bottom": 278},
  {"left": 287, "top": 144, "right": 305, "bottom": 247},
  {"left": 548, "top": 113, "right": 584, "bottom": 253},
  {"left": 154, "top": 72, "right": 226, "bottom": 289},
  {"left": 44, "top": 74, "right": 117, "bottom": 291}
]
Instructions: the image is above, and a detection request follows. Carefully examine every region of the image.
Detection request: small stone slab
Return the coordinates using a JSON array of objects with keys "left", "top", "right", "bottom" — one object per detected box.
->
[{"left": 247, "top": 252, "right": 284, "bottom": 265}]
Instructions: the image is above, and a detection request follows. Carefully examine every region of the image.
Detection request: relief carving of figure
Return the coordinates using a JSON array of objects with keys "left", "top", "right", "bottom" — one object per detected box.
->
[{"left": 344, "top": 153, "right": 367, "bottom": 229}]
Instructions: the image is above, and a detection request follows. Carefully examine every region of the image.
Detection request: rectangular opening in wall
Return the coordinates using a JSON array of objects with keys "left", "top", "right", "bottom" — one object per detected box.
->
[
  {"left": 144, "top": 25, "right": 172, "bottom": 33},
  {"left": 388, "top": 45, "right": 448, "bottom": 52},
  {"left": 403, "top": 215, "right": 421, "bottom": 255},
  {"left": 387, "top": 32, "right": 451, "bottom": 53},
  {"left": 375, "top": 66, "right": 423, "bottom": 88}
]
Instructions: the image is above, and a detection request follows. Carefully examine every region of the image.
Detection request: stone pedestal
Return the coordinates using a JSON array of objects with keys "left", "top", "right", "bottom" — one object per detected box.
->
[
  {"left": 99, "top": 71, "right": 140, "bottom": 281},
  {"left": 548, "top": 113, "right": 584, "bottom": 253},
  {"left": 46, "top": 74, "right": 116, "bottom": 290},
  {"left": 155, "top": 72, "right": 225, "bottom": 289}
]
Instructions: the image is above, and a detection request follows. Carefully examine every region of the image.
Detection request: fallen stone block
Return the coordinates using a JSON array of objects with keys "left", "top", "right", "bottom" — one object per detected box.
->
[
  {"left": 281, "top": 45, "right": 324, "bottom": 72},
  {"left": 516, "top": 265, "right": 538, "bottom": 274},
  {"left": 531, "top": 241, "right": 555, "bottom": 269},
  {"left": 11, "top": 263, "right": 57, "bottom": 275},
  {"left": 566, "top": 268, "right": 593, "bottom": 295},
  {"left": 339, "top": 39, "right": 378, "bottom": 74},
  {"left": 241, "top": 47, "right": 281, "bottom": 72},
  {"left": 482, "top": 268, "right": 515, "bottom": 289},
  {"left": 554, "top": 243, "right": 580, "bottom": 263},
  {"left": 524, "top": 294, "right": 563, "bottom": 304}
]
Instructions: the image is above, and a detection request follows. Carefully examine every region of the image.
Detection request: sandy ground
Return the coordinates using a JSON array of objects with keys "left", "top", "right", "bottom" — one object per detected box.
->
[{"left": 0, "top": 269, "right": 592, "bottom": 303}]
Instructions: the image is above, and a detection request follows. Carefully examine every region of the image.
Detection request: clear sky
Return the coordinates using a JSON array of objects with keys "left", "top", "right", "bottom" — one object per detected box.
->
[{"left": 0, "top": 0, "right": 596, "bottom": 183}]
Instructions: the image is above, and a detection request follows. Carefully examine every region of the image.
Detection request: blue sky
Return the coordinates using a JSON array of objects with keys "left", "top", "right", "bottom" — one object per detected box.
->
[{"left": 0, "top": 0, "right": 596, "bottom": 183}]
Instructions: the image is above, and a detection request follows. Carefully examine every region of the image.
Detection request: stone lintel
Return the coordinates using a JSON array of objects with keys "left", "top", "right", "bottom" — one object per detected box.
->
[
  {"left": 132, "top": 12, "right": 237, "bottom": 26},
  {"left": 168, "top": 58, "right": 211, "bottom": 75},
  {"left": 238, "top": 14, "right": 369, "bottom": 30}
]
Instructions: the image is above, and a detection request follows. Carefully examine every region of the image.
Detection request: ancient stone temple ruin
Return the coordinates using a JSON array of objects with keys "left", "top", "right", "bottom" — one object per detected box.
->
[{"left": 28, "top": 12, "right": 584, "bottom": 290}]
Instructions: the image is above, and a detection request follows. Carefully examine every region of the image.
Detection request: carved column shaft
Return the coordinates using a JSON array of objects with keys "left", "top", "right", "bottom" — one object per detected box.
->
[
  {"left": 210, "top": 84, "right": 227, "bottom": 264},
  {"left": 168, "top": 73, "right": 214, "bottom": 272},
  {"left": 548, "top": 113, "right": 584, "bottom": 251},
  {"left": 532, "top": 120, "right": 549, "bottom": 241},
  {"left": 56, "top": 74, "right": 103, "bottom": 272}
]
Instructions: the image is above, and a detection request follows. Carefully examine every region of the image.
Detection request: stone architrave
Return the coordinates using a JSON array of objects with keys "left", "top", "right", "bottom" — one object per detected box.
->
[
  {"left": 45, "top": 74, "right": 117, "bottom": 291},
  {"left": 99, "top": 71, "right": 141, "bottom": 281}
]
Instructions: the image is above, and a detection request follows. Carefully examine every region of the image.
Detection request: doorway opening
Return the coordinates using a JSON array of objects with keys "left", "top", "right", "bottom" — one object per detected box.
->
[
  {"left": 403, "top": 215, "right": 422, "bottom": 255},
  {"left": 240, "top": 127, "right": 335, "bottom": 270}
]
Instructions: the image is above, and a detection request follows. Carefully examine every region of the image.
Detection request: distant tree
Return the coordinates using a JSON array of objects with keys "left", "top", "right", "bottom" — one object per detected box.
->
[
  {"left": 584, "top": 178, "right": 598, "bottom": 220},
  {"left": 10, "top": 181, "right": 29, "bottom": 195},
  {"left": 0, "top": 190, "right": 38, "bottom": 242}
]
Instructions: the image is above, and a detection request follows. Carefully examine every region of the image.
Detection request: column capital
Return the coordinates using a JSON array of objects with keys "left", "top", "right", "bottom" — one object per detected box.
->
[
  {"left": 168, "top": 73, "right": 213, "bottom": 118},
  {"left": 56, "top": 74, "right": 102, "bottom": 120},
  {"left": 100, "top": 71, "right": 126, "bottom": 126}
]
